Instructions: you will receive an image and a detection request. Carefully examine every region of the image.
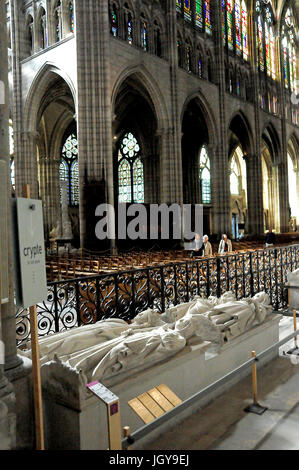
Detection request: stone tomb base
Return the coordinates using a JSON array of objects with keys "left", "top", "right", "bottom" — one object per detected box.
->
[{"left": 43, "top": 314, "right": 281, "bottom": 450}]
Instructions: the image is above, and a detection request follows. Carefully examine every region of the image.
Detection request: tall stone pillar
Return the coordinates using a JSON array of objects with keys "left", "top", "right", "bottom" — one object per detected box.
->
[
  {"left": 278, "top": 160, "right": 289, "bottom": 233},
  {"left": 211, "top": 1, "right": 231, "bottom": 236},
  {"left": 2, "top": 0, "right": 34, "bottom": 450},
  {"left": 295, "top": 168, "right": 299, "bottom": 229},
  {"left": 246, "top": 153, "right": 264, "bottom": 235},
  {"left": 161, "top": 0, "right": 183, "bottom": 206},
  {"left": 0, "top": 0, "right": 16, "bottom": 449},
  {"left": 75, "top": 0, "right": 115, "bottom": 250},
  {"left": 248, "top": 5, "right": 264, "bottom": 235}
]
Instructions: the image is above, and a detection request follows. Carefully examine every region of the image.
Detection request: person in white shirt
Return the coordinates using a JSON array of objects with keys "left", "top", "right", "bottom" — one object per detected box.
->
[
  {"left": 191, "top": 234, "right": 212, "bottom": 258},
  {"left": 218, "top": 234, "right": 233, "bottom": 254}
]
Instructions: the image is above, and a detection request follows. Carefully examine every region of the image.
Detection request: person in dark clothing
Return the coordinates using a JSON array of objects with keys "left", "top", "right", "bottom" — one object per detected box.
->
[{"left": 265, "top": 228, "right": 276, "bottom": 247}]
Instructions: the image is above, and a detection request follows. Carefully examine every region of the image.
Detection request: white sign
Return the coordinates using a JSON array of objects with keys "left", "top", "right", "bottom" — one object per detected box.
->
[
  {"left": 86, "top": 381, "right": 119, "bottom": 405},
  {"left": 12, "top": 198, "right": 48, "bottom": 308}
]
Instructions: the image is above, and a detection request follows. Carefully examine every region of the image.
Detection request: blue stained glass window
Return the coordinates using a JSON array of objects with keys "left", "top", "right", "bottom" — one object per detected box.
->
[
  {"left": 118, "top": 133, "right": 144, "bottom": 204},
  {"left": 199, "top": 146, "right": 211, "bottom": 204},
  {"left": 141, "top": 18, "right": 148, "bottom": 51},
  {"left": 60, "top": 133, "right": 79, "bottom": 206},
  {"left": 111, "top": 4, "right": 118, "bottom": 36},
  {"left": 69, "top": 2, "right": 74, "bottom": 33}
]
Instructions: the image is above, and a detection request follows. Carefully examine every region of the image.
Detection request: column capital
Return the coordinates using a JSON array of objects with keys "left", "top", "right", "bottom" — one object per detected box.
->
[{"left": 22, "top": 130, "right": 40, "bottom": 142}]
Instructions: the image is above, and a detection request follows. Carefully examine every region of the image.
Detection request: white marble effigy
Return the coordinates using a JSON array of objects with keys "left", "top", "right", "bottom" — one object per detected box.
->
[{"left": 19, "top": 292, "right": 280, "bottom": 450}]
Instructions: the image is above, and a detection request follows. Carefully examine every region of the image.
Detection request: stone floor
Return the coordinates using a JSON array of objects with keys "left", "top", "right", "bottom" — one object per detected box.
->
[{"left": 147, "top": 316, "right": 299, "bottom": 450}]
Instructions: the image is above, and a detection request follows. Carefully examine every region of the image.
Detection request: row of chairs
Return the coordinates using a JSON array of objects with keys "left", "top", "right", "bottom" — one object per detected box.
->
[{"left": 46, "top": 239, "right": 284, "bottom": 282}]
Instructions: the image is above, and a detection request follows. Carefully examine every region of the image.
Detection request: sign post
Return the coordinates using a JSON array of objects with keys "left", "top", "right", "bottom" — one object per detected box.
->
[
  {"left": 11, "top": 184, "right": 47, "bottom": 450},
  {"left": 86, "top": 381, "right": 121, "bottom": 450}
]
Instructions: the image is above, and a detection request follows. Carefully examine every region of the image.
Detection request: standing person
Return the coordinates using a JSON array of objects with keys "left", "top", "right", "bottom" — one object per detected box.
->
[
  {"left": 190, "top": 233, "right": 202, "bottom": 258},
  {"left": 265, "top": 228, "right": 276, "bottom": 247},
  {"left": 218, "top": 234, "right": 233, "bottom": 254},
  {"left": 202, "top": 235, "right": 213, "bottom": 257}
]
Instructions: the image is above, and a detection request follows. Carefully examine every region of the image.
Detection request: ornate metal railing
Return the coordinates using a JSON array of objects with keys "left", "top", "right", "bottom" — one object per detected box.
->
[{"left": 16, "top": 244, "right": 299, "bottom": 347}]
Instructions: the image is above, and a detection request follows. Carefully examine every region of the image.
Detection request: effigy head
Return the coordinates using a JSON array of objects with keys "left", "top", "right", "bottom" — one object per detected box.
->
[{"left": 253, "top": 291, "right": 271, "bottom": 305}]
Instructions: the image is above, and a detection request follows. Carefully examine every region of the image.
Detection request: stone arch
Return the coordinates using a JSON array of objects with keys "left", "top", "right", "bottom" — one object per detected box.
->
[
  {"left": 111, "top": 65, "right": 169, "bottom": 131},
  {"left": 261, "top": 121, "right": 281, "bottom": 163},
  {"left": 22, "top": 63, "right": 77, "bottom": 238},
  {"left": 228, "top": 110, "right": 254, "bottom": 157},
  {"left": 24, "top": 62, "right": 76, "bottom": 134},
  {"left": 180, "top": 90, "right": 219, "bottom": 149},
  {"left": 180, "top": 91, "right": 219, "bottom": 234}
]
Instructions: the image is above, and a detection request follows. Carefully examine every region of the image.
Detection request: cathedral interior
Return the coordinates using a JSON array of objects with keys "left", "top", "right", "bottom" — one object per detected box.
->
[{"left": 0, "top": 0, "right": 299, "bottom": 453}]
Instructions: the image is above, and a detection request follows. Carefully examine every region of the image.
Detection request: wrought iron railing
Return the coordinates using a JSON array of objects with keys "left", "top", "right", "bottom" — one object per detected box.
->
[{"left": 16, "top": 244, "right": 299, "bottom": 347}]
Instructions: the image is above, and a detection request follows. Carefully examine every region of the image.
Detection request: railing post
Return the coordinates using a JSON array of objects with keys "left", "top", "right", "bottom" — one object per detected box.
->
[
  {"left": 185, "top": 261, "right": 190, "bottom": 303},
  {"left": 53, "top": 283, "right": 59, "bottom": 333},
  {"left": 160, "top": 267, "right": 165, "bottom": 313},
  {"left": 242, "top": 253, "right": 246, "bottom": 298},
  {"left": 206, "top": 260, "right": 210, "bottom": 298},
  {"left": 249, "top": 252, "right": 254, "bottom": 297},
  {"left": 216, "top": 257, "right": 221, "bottom": 298},
  {"left": 114, "top": 274, "right": 119, "bottom": 317},
  {"left": 75, "top": 279, "right": 81, "bottom": 327},
  {"left": 131, "top": 273, "right": 136, "bottom": 320},
  {"left": 174, "top": 264, "right": 178, "bottom": 305}
]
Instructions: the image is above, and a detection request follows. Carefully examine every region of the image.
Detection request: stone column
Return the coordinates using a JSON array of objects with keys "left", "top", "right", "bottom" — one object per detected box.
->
[
  {"left": 278, "top": 159, "right": 289, "bottom": 233},
  {"left": 246, "top": 153, "right": 264, "bottom": 235},
  {"left": 248, "top": 4, "right": 264, "bottom": 235},
  {"left": 211, "top": 1, "right": 231, "bottom": 236},
  {"left": 295, "top": 168, "right": 299, "bottom": 229},
  {"left": 75, "top": 0, "right": 115, "bottom": 250},
  {"left": 160, "top": 0, "right": 183, "bottom": 206},
  {"left": 3, "top": 1, "right": 34, "bottom": 450},
  {"left": 0, "top": 0, "right": 16, "bottom": 449}
]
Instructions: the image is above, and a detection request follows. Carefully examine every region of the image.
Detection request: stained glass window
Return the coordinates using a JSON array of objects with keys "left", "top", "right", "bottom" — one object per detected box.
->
[
  {"left": 140, "top": 17, "right": 148, "bottom": 51},
  {"left": 282, "top": 8, "right": 297, "bottom": 92},
  {"left": 118, "top": 133, "right": 144, "bottom": 204},
  {"left": 69, "top": 2, "right": 74, "bottom": 34},
  {"left": 60, "top": 133, "right": 79, "bottom": 206},
  {"left": 111, "top": 4, "right": 118, "bottom": 36},
  {"left": 54, "top": 1, "right": 62, "bottom": 43},
  {"left": 127, "top": 14, "right": 133, "bottom": 44},
  {"left": 186, "top": 43, "right": 192, "bottom": 72},
  {"left": 195, "top": 0, "right": 203, "bottom": 28},
  {"left": 198, "top": 54, "right": 202, "bottom": 77},
  {"left": 227, "top": 0, "right": 233, "bottom": 50},
  {"left": 256, "top": 1, "right": 276, "bottom": 77},
  {"left": 222, "top": 0, "right": 226, "bottom": 45},
  {"left": 184, "top": 0, "right": 191, "bottom": 21},
  {"left": 199, "top": 147, "right": 211, "bottom": 204},
  {"left": 176, "top": 0, "right": 182, "bottom": 13},
  {"left": 222, "top": 1, "right": 248, "bottom": 59},
  {"left": 205, "top": 0, "right": 212, "bottom": 35},
  {"left": 235, "top": 1, "right": 242, "bottom": 55},
  {"left": 258, "top": 16, "right": 264, "bottom": 71},
  {"left": 242, "top": 1, "right": 248, "bottom": 59}
]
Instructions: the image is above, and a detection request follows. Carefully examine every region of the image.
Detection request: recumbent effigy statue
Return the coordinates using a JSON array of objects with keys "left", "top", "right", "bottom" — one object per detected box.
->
[{"left": 20, "top": 291, "right": 272, "bottom": 384}]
